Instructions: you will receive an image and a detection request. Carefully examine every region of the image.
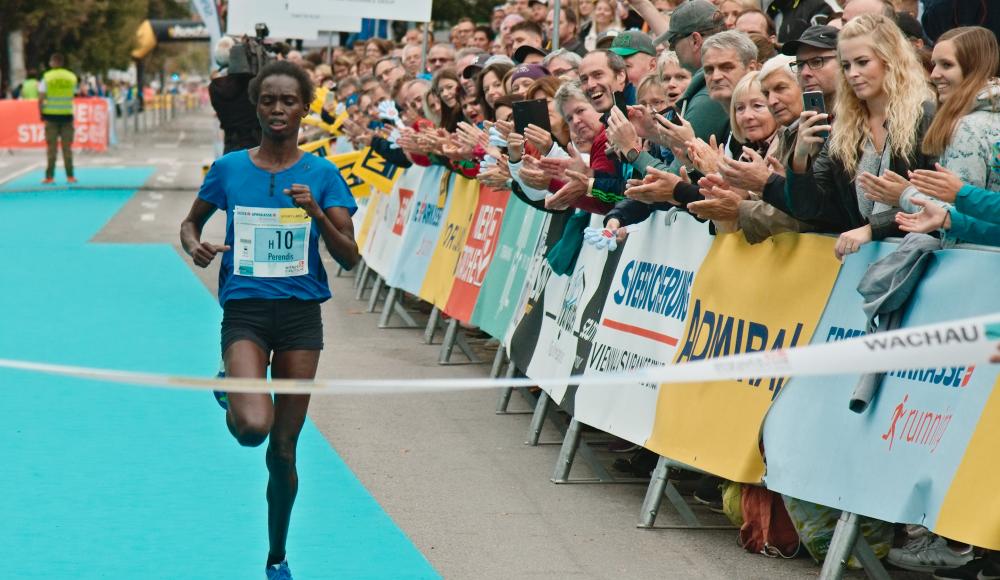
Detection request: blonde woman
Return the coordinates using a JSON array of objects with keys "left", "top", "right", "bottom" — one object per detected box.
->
[
  {"left": 584, "top": 0, "right": 624, "bottom": 51},
  {"left": 656, "top": 51, "right": 693, "bottom": 107},
  {"left": 784, "top": 14, "right": 936, "bottom": 259}
]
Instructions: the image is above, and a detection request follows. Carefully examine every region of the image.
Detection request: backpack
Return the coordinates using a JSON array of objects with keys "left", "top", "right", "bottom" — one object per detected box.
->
[
  {"left": 738, "top": 485, "right": 801, "bottom": 558},
  {"left": 782, "top": 495, "right": 894, "bottom": 568}
]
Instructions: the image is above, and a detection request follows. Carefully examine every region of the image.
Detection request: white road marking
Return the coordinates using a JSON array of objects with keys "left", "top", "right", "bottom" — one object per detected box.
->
[
  {"left": 149, "top": 193, "right": 164, "bottom": 200},
  {"left": 156, "top": 175, "right": 175, "bottom": 183},
  {"left": 141, "top": 213, "right": 156, "bottom": 221},
  {"left": 141, "top": 201, "right": 159, "bottom": 209},
  {"left": 0, "top": 161, "right": 44, "bottom": 187}
]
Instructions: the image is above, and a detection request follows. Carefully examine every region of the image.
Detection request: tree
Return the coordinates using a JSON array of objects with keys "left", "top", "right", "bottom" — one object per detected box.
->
[{"left": 431, "top": 0, "right": 500, "bottom": 25}]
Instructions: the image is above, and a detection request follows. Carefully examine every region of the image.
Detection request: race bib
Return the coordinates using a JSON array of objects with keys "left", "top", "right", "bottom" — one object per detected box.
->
[{"left": 233, "top": 206, "right": 312, "bottom": 277}]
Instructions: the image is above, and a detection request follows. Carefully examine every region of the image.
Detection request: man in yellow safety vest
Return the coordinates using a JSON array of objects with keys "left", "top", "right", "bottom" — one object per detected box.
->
[{"left": 38, "top": 53, "right": 79, "bottom": 184}]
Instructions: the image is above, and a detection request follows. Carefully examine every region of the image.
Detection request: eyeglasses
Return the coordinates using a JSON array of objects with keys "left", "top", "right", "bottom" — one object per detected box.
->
[
  {"left": 428, "top": 57, "right": 454, "bottom": 64},
  {"left": 792, "top": 55, "right": 837, "bottom": 71}
]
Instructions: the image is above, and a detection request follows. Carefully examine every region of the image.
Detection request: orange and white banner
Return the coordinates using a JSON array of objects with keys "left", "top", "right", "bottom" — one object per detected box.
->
[{"left": 0, "top": 98, "right": 110, "bottom": 152}]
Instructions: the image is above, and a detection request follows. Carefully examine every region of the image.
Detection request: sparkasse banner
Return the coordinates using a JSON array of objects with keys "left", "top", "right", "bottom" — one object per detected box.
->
[{"left": 0, "top": 99, "right": 109, "bottom": 152}]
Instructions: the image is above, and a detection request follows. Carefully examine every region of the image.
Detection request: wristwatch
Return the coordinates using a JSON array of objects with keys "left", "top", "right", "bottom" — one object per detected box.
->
[{"left": 625, "top": 145, "right": 641, "bottom": 163}]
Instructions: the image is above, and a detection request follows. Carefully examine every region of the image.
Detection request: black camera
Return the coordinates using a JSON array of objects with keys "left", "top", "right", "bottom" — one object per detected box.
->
[{"left": 228, "top": 22, "right": 279, "bottom": 76}]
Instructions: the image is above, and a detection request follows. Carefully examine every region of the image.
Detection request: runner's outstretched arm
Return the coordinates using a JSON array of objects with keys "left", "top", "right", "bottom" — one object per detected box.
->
[
  {"left": 284, "top": 184, "right": 360, "bottom": 271},
  {"left": 180, "top": 199, "right": 228, "bottom": 268}
]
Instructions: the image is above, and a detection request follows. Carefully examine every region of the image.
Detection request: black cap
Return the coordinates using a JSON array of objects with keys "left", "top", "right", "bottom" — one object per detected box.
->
[
  {"left": 781, "top": 25, "right": 839, "bottom": 56},
  {"left": 513, "top": 44, "right": 548, "bottom": 64},
  {"left": 894, "top": 12, "right": 925, "bottom": 41},
  {"left": 461, "top": 53, "right": 491, "bottom": 79}
]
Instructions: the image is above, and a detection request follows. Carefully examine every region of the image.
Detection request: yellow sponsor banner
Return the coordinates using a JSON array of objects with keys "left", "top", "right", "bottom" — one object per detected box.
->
[
  {"left": 418, "top": 174, "right": 480, "bottom": 308},
  {"left": 327, "top": 150, "right": 371, "bottom": 199},
  {"left": 354, "top": 187, "right": 384, "bottom": 253},
  {"left": 934, "top": 374, "right": 1000, "bottom": 550},
  {"left": 310, "top": 87, "right": 330, "bottom": 115},
  {"left": 301, "top": 115, "right": 337, "bottom": 136},
  {"left": 644, "top": 232, "right": 841, "bottom": 483},
  {"left": 299, "top": 137, "right": 332, "bottom": 158},
  {"left": 352, "top": 147, "right": 403, "bottom": 193}
]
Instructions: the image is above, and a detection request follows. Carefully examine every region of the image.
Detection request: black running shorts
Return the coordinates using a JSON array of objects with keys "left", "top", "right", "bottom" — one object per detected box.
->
[{"left": 221, "top": 298, "right": 324, "bottom": 355}]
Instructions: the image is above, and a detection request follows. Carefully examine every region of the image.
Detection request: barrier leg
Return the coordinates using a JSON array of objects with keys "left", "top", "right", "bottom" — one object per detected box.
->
[
  {"left": 853, "top": 533, "right": 891, "bottom": 580},
  {"left": 438, "top": 319, "right": 483, "bottom": 365},
  {"left": 378, "top": 286, "right": 419, "bottom": 329},
  {"left": 366, "top": 275, "right": 384, "bottom": 312},
  {"left": 353, "top": 259, "right": 366, "bottom": 290},
  {"left": 489, "top": 345, "right": 506, "bottom": 379},
  {"left": 354, "top": 263, "right": 371, "bottom": 300},
  {"left": 638, "top": 456, "right": 671, "bottom": 528},
  {"left": 819, "top": 512, "right": 862, "bottom": 580},
  {"left": 496, "top": 361, "right": 534, "bottom": 415},
  {"left": 525, "top": 390, "right": 551, "bottom": 446},
  {"left": 551, "top": 417, "right": 583, "bottom": 483},
  {"left": 423, "top": 307, "right": 441, "bottom": 344}
]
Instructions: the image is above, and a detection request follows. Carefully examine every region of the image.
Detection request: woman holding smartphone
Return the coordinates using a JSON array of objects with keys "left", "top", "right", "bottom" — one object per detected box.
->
[{"left": 783, "top": 14, "right": 935, "bottom": 259}]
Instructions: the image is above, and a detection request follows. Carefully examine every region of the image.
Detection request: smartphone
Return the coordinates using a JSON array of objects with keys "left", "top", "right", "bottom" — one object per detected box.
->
[
  {"left": 512, "top": 98, "right": 552, "bottom": 135},
  {"left": 612, "top": 91, "right": 629, "bottom": 117},
  {"left": 802, "top": 91, "right": 829, "bottom": 139},
  {"left": 656, "top": 106, "right": 684, "bottom": 126}
]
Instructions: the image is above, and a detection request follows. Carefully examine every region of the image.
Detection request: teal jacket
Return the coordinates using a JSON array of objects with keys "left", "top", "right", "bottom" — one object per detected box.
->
[{"left": 948, "top": 184, "right": 1000, "bottom": 246}]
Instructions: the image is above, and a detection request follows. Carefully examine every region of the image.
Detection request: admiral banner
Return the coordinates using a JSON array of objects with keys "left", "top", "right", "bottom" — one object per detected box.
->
[
  {"left": 470, "top": 196, "right": 548, "bottom": 340},
  {"left": 362, "top": 166, "right": 424, "bottom": 278},
  {"left": 644, "top": 232, "right": 842, "bottom": 483},
  {"left": 327, "top": 150, "right": 369, "bottom": 198},
  {"left": 443, "top": 184, "right": 510, "bottom": 323},
  {"left": 352, "top": 147, "right": 402, "bottom": 194},
  {"left": 386, "top": 167, "right": 451, "bottom": 295},
  {"left": 419, "top": 175, "right": 481, "bottom": 309},
  {"left": 763, "top": 247, "right": 1000, "bottom": 549},
  {"left": 574, "top": 211, "right": 713, "bottom": 446}
]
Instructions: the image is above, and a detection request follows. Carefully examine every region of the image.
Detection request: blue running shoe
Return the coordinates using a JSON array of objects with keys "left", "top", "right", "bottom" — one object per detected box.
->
[
  {"left": 265, "top": 560, "right": 292, "bottom": 580},
  {"left": 213, "top": 370, "right": 229, "bottom": 411}
]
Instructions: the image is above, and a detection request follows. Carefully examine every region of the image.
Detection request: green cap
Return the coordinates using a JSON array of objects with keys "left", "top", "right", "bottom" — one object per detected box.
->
[{"left": 610, "top": 30, "right": 656, "bottom": 57}]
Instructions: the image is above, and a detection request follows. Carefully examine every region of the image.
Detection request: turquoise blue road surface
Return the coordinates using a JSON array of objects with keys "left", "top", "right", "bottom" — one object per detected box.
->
[{"left": 0, "top": 168, "right": 439, "bottom": 579}]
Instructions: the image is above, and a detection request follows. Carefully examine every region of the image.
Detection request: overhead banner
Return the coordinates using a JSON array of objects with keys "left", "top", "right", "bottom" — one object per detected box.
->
[
  {"left": 288, "top": 0, "right": 433, "bottom": 23},
  {"left": 575, "top": 211, "right": 713, "bottom": 446},
  {"left": 470, "top": 196, "right": 548, "bottom": 340},
  {"left": 386, "top": 167, "right": 451, "bottom": 295},
  {"left": 763, "top": 246, "right": 1000, "bottom": 550},
  {"left": 227, "top": 0, "right": 325, "bottom": 39},
  {"left": 443, "top": 185, "right": 510, "bottom": 323},
  {"left": 645, "top": 232, "right": 842, "bottom": 483},
  {"left": 0, "top": 99, "right": 109, "bottom": 152},
  {"left": 419, "top": 175, "right": 481, "bottom": 309},
  {"left": 363, "top": 166, "right": 424, "bottom": 278}
]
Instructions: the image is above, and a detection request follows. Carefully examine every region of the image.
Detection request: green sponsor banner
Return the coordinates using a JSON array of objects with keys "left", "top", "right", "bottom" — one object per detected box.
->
[{"left": 470, "top": 195, "right": 547, "bottom": 339}]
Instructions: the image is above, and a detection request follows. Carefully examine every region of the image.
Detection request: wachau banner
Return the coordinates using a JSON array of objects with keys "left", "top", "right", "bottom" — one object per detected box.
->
[
  {"left": 644, "top": 232, "right": 842, "bottom": 483},
  {"left": 363, "top": 166, "right": 424, "bottom": 278},
  {"left": 386, "top": 166, "right": 450, "bottom": 295},
  {"left": 574, "top": 210, "right": 713, "bottom": 446},
  {"left": 419, "top": 174, "right": 481, "bottom": 309},
  {"left": 443, "top": 184, "right": 510, "bottom": 323},
  {"left": 470, "top": 195, "right": 548, "bottom": 340},
  {"left": 352, "top": 146, "right": 402, "bottom": 193},
  {"left": 0, "top": 98, "right": 110, "bottom": 152},
  {"left": 763, "top": 245, "right": 1000, "bottom": 549}
]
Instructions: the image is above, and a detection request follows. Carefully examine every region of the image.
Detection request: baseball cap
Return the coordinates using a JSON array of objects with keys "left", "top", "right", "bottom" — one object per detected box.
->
[
  {"left": 513, "top": 44, "right": 549, "bottom": 64},
  {"left": 528, "top": 0, "right": 548, "bottom": 5},
  {"left": 595, "top": 29, "right": 620, "bottom": 49},
  {"left": 654, "top": 0, "right": 719, "bottom": 47},
  {"left": 780, "top": 25, "right": 839, "bottom": 55},
  {"left": 461, "top": 53, "right": 491, "bottom": 79},
  {"left": 510, "top": 63, "right": 551, "bottom": 85},
  {"left": 610, "top": 31, "right": 656, "bottom": 58}
]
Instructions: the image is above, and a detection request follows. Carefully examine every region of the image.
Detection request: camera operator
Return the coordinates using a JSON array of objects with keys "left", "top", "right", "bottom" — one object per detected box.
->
[{"left": 209, "top": 36, "right": 261, "bottom": 154}]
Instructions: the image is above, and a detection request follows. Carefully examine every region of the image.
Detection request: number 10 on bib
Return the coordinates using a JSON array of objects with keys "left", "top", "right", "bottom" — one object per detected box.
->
[{"left": 234, "top": 206, "right": 312, "bottom": 277}]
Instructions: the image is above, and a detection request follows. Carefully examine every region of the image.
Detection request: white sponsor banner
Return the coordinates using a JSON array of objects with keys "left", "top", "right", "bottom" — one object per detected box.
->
[
  {"left": 191, "top": 0, "right": 222, "bottom": 50},
  {"left": 0, "top": 314, "right": 996, "bottom": 395},
  {"left": 526, "top": 214, "right": 610, "bottom": 405},
  {"left": 227, "top": 0, "right": 362, "bottom": 39},
  {"left": 363, "top": 166, "right": 423, "bottom": 277},
  {"left": 288, "top": 0, "right": 433, "bottom": 23},
  {"left": 576, "top": 211, "right": 714, "bottom": 445}
]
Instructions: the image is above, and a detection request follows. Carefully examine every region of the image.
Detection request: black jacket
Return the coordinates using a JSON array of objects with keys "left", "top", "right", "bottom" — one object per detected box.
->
[
  {"left": 767, "top": 101, "right": 938, "bottom": 240},
  {"left": 767, "top": 0, "right": 838, "bottom": 44}
]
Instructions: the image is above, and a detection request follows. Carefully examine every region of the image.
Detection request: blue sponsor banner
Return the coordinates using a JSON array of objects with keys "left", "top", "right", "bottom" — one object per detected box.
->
[
  {"left": 763, "top": 244, "right": 1000, "bottom": 532},
  {"left": 385, "top": 166, "right": 451, "bottom": 294}
]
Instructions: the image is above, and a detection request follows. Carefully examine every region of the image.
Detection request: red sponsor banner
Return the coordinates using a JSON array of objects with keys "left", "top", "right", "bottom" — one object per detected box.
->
[
  {"left": 443, "top": 184, "right": 510, "bottom": 323},
  {"left": 392, "top": 187, "right": 414, "bottom": 236},
  {"left": 0, "top": 98, "right": 109, "bottom": 152}
]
